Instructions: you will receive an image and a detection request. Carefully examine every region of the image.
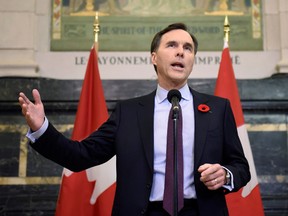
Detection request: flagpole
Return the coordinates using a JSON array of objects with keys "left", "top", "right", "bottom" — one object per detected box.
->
[
  {"left": 216, "top": 15, "right": 265, "bottom": 216},
  {"left": 93, "top": 11, "right": 100, "bottom": 52},
  {"left": 224, "top": 15, "right": 230, "bottom": 43}
]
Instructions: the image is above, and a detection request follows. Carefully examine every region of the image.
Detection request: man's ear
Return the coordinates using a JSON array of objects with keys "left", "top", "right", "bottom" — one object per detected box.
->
[{"left": 151, "top": 52, "right": 157, "bottom": 66}]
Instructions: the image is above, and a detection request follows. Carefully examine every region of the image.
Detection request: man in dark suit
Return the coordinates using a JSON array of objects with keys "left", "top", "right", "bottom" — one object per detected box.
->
[{"left": 19, "top": 23, "right": 250, "bottom": 216}]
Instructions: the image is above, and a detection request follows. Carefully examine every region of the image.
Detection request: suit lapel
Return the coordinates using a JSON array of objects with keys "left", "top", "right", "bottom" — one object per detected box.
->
[
  {"left": 191, "top": 89, "right": 212, "bottom": 168},
  {"left": 136, "top": 88, "right": 212, "bottom": 172},
  {"left": 137, "top": 91, "right": 156, "bottom": 173}
]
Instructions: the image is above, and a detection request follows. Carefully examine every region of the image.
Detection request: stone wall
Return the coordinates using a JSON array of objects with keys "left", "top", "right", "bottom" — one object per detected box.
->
[{"left": 0, "top": 75, "right": 287, "bottom": 215}]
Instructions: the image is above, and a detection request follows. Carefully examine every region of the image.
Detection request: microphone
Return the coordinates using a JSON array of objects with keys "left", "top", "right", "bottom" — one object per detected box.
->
[{"left": 167, "top": 89, "right": 182, "bottom": 112}]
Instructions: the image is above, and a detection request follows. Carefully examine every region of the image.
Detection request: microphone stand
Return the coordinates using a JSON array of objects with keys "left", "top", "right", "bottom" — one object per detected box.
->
[{"left": 172, "top": 108, "right": 179, "bottom": 216}]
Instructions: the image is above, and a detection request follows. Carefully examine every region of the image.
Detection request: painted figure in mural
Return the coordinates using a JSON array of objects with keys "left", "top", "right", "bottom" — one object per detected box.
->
[
  {"left": 69, "top": 0, "right": 128, "bottom": 15},
  {"left": 200, "top": 0, "right": 251, "bottom": 12},
  {"left": 67, "top": 0, "right": 251, "bottom": 16},
  {"left": 121, "top": 0, "right": 196, "bottom": 16}
]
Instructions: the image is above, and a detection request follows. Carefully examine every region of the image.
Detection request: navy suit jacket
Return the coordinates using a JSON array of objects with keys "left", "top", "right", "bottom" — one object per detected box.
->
[{"left": 31, "top": 88, "right": 250, "bottom": 216}]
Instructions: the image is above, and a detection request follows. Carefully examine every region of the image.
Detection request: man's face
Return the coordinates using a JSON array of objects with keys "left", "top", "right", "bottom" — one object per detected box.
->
[{"left": 151, "top": 29, "right": 195, "bottom": 90}]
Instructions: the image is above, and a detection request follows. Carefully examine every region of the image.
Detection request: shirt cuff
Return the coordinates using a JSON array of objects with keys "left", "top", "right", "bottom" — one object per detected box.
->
[
  {"left": 26, "top": 117, "right": 49, "bottom": 143},
  {"left": 222, "top": 166, "right": 234, "bottom": 191}
]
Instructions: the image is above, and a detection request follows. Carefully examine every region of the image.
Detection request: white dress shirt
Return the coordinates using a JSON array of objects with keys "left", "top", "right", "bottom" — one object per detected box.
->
[{"left": 150, "top": 84, "right": 196, "bottom": 201}]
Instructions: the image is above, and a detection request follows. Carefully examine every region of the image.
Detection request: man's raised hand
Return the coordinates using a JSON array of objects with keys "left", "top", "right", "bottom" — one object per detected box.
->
[{"left": 19, "top": 89, "right": 45, "bottom": 132}]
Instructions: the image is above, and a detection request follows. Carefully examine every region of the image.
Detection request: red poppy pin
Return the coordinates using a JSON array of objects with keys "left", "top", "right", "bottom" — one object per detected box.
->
[{"left": 198, "top": 104, "right": 210, "bottom": 113}]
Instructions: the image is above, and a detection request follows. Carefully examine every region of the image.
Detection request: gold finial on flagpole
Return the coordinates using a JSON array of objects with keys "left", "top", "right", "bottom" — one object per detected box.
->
[
  {"left": 224, "top": 15, "right": 230, "bottom": 43},
  {"left": 93, "top": 11, "right": 100, "bottom": 51}
]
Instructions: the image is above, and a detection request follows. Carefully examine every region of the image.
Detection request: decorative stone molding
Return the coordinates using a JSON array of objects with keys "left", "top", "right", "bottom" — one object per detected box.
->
[
  {"left": 0, "top": 62, "right": 39, "bottom": 77},
  {"left": 277, "top": 0, "right": 288, "bottom": 73},
  {"left": 277, "top": 60, "right": 288, "bottom": 73}
]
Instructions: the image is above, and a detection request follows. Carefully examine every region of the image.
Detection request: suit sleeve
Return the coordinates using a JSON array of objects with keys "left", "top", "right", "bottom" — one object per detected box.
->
[
  {"left": 222, "top": 99, "right": 251, "bottom": 191},
  {"left": 30, "top": 104, "right": 120, "bottom": 172}
]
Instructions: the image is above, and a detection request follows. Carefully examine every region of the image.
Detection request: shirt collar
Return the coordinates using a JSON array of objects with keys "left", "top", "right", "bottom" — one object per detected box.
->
[{"left": 155, "top": 84, "right": 192, "bottom": 104}]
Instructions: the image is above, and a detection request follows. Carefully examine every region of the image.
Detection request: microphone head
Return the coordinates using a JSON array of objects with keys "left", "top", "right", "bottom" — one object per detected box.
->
[{"left": 167, "top": 89, "right": 182, "bottom": 103}]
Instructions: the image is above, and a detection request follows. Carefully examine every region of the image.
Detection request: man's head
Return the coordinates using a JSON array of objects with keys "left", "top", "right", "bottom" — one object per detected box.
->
[
  {"left": 150, "top": 23, "right": 198, "bottom": 72},
  {"left": 150, "top": 23, "right": 198, "bottom": 90}
]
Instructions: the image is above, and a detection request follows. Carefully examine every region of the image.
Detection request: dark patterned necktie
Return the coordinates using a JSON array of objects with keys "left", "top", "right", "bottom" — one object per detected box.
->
[{"left": 163, "top": 105, "right": 184, "bottom": 215}]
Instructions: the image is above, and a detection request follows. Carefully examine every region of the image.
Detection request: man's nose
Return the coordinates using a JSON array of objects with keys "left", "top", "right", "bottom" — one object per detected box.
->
[{"left": 176, "top": 47, "right": 184, "bottom": 57}]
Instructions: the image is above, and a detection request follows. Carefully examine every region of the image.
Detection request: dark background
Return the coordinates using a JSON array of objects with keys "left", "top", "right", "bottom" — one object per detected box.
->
[{"left": 0, "top": 74, "right": 287, "bottom": 215}]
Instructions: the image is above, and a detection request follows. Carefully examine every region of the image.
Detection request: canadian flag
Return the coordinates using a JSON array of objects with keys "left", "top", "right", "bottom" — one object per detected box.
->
[
  {"left": 55, "top": 46, "right": 116, "bottom": 216},
  {"left": 214, "top": 39, "right": 264, "bottom": 216}
]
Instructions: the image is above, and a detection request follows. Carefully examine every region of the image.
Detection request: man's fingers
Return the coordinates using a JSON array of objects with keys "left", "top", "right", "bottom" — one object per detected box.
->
[
  {"left": 19, "top": 94, "right": 28, "bottom": 116},
  {"left": 19, "top": 92, "right": 31, "bottom": 105},
  {"left": 32, "top": 89, "right": 42, "bottom": 105},
  {"left": 198, "top": 163, "right": 211, "bottom": 173},
  {"left": 198, "top": 164, "right": 227, "bottom": 190},
  {"left": 206, "top": 178, "right": 221, "bottom": 190},
  {"left": 19, "top": 89, "right": 42, "bottom": 106},
  {"left": 199, "top": 163, "right": 222, "bottom": 176},
  {"left": 20, "top": 102, "right": 27, "bottom": 113}
]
